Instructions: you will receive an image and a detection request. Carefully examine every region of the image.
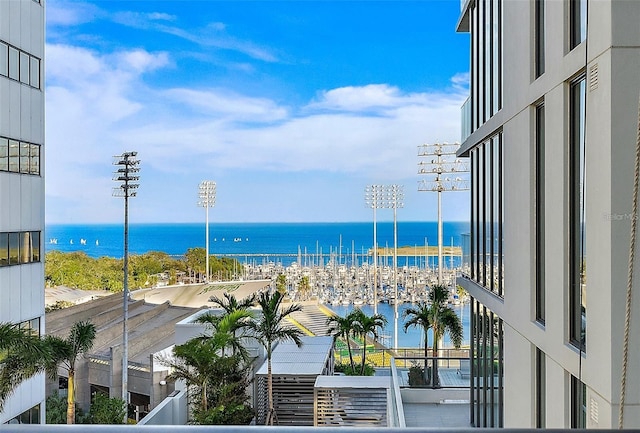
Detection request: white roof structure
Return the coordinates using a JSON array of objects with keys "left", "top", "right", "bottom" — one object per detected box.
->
[
  {"left": 256, "top": 335, "right": 333, "bottom": 376},
  {"left": 254, "top": 335, "right": 335, "bottom": 425}
]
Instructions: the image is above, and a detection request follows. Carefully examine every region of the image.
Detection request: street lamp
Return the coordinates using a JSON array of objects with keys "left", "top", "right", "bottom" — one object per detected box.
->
[
  {"left": 112, "top": 151, "right": 140, "bottom": 414},
  {"left": 417, "top": 143, "right": 469, "bottom": 285},
  {"left": 387, "top": 185, "right": 404, "bottom": 351},
  {"left": 365, "top": 185, "right": 387, "bottom": 315},
  {"left": 198, "top": 181, "right": 216, "bottom": 282}
]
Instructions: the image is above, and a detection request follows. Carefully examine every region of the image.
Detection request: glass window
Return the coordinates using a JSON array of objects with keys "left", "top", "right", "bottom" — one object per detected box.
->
[
  {"left": 570, "top": 77, "right": 586, "bottom": 350},
  {"left": 8, "top": 140, "right": 19, "bottom": 172},
  {"left": 0, "top": 233, "right": 8, "bottom": 266},
  {"left": 20, "top": 142, "right": 30, "bottom": 174},
  {"left": 0, "top": 138, "right": 7, "bottom": 171},
  {"left": 571, "top": 376, "right": 586, "bottom": 428},
  {"left": 471, "top": 150, "right": 477, "bottom": 279},
  {"left": 19, "top": 232, "right": 31, "bottom": 263},
  {"left": 8, "top": 46, "right": 18, "bottom": 80},
  {"left": 19, "top": 51, "right": 29, "bottom": 84},
  {"left": 536, "top": 103, "right": 545, "bottom": 323},
  {"left": 30, "top": 56, "right": 39, "bottom": 89},
  {"left": 0, "top": 42, "right": 7, "bottom": 76},
  {"left": 8, "top": 404, "right": 41, "bottom": 424},
  {"left": 31, "top": 231, "right": 40, "bottom": 262},
  {"left": 494, "top": 0, "right": 502, "bottom": 113},
  {"left": 535, "top": 0, "right": 545, "bottom": 77},
  {"left": 570, "top": 0, "right": 587, "bottom": 49},
  {"left": 472, "top": 299, "right": 504, "bottom": 427},
  {"left": 492, "top": 136, "right": 500, "bottom": 294},
  {"left": 30, "top": 144, "right": 40, "bottom": 175},
  {"left": 535, "top": 348, "right": 546, "bottom": 427},
  {"left": 8, "top": 232, "right": 19, "bottom": 265}
]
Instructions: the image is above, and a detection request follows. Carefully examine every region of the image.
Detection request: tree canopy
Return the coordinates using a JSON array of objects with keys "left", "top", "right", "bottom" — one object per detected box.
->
[{"left": 45, "top": 249, "right": 241, "bottom": 292}]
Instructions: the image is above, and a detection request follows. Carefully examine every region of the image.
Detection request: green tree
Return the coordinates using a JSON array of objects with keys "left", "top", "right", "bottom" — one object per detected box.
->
[
  {"left": 160, "top": 337, "right": 252, "bottom": 424},
  {"left": 428, "top": 285, "right": 463, "bottom": 388},
  {"left": 351, "top": 309, "right": 387, "bottom": 375},
  {"left": 402, "top": 301, "right": 432, "bottom": 385},
  {"left": 195, "top": 309, "right": 254, "bottom": 359},
  {"left": 326, "top": 314, "right": 356, "bottom": 371},
  {"left": 275, "top": 274, "right": 287, "bottom": 295},
  {"left": 45, "top": 395, "right": 88, "bottom": 424},
  {"left": 47, "top": 320, "right": 97, "bottom": 424},
  {"left": 207, "top": 293, "right": 256, "bottom": 356},
  {"left": 247, "top": 291, "right": 304, "bottom": 425},
  {"left": 0, "top": 323, "right": 51, "bottom": 411},
  {"left": 88, "top": 393, "right": 126, "bottom": 424},
  {"left": 297, "top": 276, "right": 311, "bottom": 300},
  {"left": 402, "top": 301, "right": 432, "bottom": 361},
  {"left": 209, "top": 292, "right": 256, "bottom": 315}
]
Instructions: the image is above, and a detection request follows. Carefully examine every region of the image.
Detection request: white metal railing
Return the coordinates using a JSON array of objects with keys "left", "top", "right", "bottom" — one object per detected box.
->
[{"left": 389, "top": 358, "right": 406, "bottom": 427}]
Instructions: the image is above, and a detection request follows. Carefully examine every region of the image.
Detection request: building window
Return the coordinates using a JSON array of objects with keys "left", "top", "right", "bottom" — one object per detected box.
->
[
  {"left": 19, "top": 317, "right": 41, "bottom": 337},
  {"left": 470, "top": 0, "right": 502, "bottom": 133},
  {"left": 0, "top": 40, "right": 41, "bottom": 90},
  {"left": 570, "top": 0, "right": 587, "bottom": 49},
  {"left": 535, "top": 103, "right": 545, "bottom": 323},
  {"left": 570, "top": 375, "right": 586, "bottom": 428},
  {"left": 0, "top": 43, "right": 7, "bottom": 76},
  {"left": 5, "top": 404, "right": 40, "bottom": 424},
  {"left": 569, "top": 76, "right": 586, "bottom": 350},
  {"left": 0, "top": 136, "right": 41, "bottom": 176},
  {"left": 470, "top": 132, "right": 503, "bottom": 296},
  {"left": 0, "top": 231, "right": 41, "bottom": 267},
  {"left": 471, "top": 299, "right": 503, "bottom": 427},
  {"left": 535, "top": 348, "right": 546, "bottom": 428},
  {"left": 534, "top": 0, "right": 545, "bottom": 77},
  {"left": 8, "top": 46, "right": 18, "bottom": 80}
]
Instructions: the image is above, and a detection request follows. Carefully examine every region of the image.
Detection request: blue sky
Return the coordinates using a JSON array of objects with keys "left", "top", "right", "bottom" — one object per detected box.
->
[{"left": 45, "top": 0, "right": 470, "bottom": 224}]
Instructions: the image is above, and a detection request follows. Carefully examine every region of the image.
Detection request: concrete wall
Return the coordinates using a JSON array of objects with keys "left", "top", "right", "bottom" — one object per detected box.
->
[
  {"left": 137, "top": 391, "right": 188, "bottom": 426},
  {"left": 0, "top": 0, "right": 45, "bottom": 424}
]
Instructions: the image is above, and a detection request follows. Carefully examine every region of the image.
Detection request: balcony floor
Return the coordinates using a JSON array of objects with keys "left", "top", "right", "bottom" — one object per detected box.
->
[{"left": 404, "top": 402, "right": 471, "bottom": 428}]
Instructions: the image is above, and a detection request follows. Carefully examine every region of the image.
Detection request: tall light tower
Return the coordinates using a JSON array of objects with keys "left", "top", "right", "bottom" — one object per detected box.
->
[
  {"left": 112, "top": 151, "right": 140, "bottom": 414},
  {"left": 387, "top": 185, "right": 404, "bottom": 351},
  {"left": 418, "top": 143, "right": 469, "bottom": 285},
  {"left": 365, "top": 185, "right": 387, "bottom": 315},
  {"left": 198, "top": 181, "right": 216, "bottom": 283}
]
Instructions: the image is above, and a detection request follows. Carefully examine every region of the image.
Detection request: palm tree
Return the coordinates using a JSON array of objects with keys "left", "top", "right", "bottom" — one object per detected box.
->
[
  {"left": 47, "top": 320, "right": 96, "bottom": 424},
  {"left": 428, "top": 285, "right": 463, "bottom": 388},
  {"left": 326, "top": 314, "right": 356, "bottom": 370},
  {"left": 402, "top": 301, "right": 432, "bottom": 360},
  {"left": 351, "top": 309, "right": 387, "bottom": 375},
  {"left": 195, "top": 309, "right": 254, "bottom": 359},
  {"left": 0, "top": 323, "right": 51, "bottom": 411},
  {"left": 164, "top": 338, "right": 219, "bottom": 414},
  {"left": 209, "top": 292, "right": 256, "bottom": 313},
  {"left": 247, "top": 290, "right": 304, "bottom": 425}
]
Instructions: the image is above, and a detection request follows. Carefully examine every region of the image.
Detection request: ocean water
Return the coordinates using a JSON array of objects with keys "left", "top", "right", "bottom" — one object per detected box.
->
[
  {"left": 45, "top": 221, "right": 469, "bottom": 268},
  {"left": 328, "top": 302, "right": 470, "bottom": 349}
]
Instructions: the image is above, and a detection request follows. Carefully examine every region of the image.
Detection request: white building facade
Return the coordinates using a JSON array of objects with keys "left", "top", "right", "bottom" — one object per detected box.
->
[
  {"left": 0, "top": 0, "right": 45, "bottom": 425},
  {"left": 456, "top": 0, "right": 640, "bottom": 428}
]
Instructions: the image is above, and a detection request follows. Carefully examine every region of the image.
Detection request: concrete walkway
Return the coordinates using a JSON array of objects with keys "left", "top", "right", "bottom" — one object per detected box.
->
[{"left": 403, "top": 403, "right": 472, "bottom": 428}]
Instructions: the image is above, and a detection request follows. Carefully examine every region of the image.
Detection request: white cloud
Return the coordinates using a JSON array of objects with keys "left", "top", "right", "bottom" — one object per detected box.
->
[
  {"left": 45, "top": 43, "right": 466, "bottom": 223},
  {"left": 47, "top": 1, "right": 103, "bottom": 26},
  {"left": 164, "top": 88, "right": 289, "bottom": 122}
]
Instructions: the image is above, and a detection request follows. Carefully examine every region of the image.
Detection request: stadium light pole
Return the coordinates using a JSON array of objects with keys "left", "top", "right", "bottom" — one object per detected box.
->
[
  {"left": 388, "top": 185, "right": 404, "bottom": 351},
  {"left": 112, "top": 151, "right": 140, "bottom": 418},
  {"left": 198, "top": 181, "right": 216, "bottom": 282},
  {"left": 418, "top": 143, "right": 469, "bottom": 286},
  {"left": 365, "top": 185, "right": 387, "bottom": 315}
]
